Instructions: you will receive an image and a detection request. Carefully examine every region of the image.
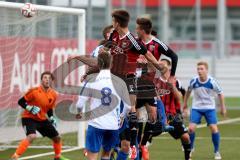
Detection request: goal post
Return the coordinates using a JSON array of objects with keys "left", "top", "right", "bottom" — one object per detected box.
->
[{"left": 0, "top": 1, "right": 86, "bottom": 149}]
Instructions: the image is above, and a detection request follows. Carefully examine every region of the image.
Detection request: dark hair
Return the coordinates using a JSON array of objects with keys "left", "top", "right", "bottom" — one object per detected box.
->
[
  {"left": 41, "top": 71, "right": 54, "bottom": 80},
  {"left": 112, "top": 9, "right": 130, "bottom": 28},
  {"left": 97, "top": 50, "right": 112, "bottom": 69},
  {"left": 136, "top": 17, "right": 152, "bottom": 34},
  {"left": 102, "top": 25, "right": 113, "bottom": 40},
  {"left": 151, "top": 30, "right": 158, "bottom": 36}
]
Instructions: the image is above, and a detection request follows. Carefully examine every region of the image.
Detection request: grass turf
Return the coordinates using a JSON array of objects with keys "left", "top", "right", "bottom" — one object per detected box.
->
[{"left": 1, "top": 102, "right": 239, "bottom": 160}]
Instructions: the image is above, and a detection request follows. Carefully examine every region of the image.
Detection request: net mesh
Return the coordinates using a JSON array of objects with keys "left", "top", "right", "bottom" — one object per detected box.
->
[{"left": 0, "top": 4, "right": 84, "bottom": 149}]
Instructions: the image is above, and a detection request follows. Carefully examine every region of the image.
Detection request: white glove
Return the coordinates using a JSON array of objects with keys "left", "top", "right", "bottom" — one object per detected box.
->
[{"left": 26, "top": 106, "right": 40, "bottom": 115}]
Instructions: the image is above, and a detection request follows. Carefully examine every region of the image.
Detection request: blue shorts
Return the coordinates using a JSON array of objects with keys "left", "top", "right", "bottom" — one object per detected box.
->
[
  {"left": 190, "top": 109, "right": 218, "bottom": 125},
  {"left": 86, "top": 125, "right": 119, "bottom": 153},
  {"left": 118, "top": 118, "right": 129, "bottom": 134}
]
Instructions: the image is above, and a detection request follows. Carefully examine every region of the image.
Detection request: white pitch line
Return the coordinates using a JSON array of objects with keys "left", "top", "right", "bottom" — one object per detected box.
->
[
  {"left": 196, "top": 117, "right": 240, "bottom": 129},
  {"left": 19, "top": 147, "right": 81, "bottom": 160},
  {"left": 19, "top": 117, "right": 240, "bottom": 160},
  {"left": 155, "top": 137, "right": 240, "bottom": 140}
]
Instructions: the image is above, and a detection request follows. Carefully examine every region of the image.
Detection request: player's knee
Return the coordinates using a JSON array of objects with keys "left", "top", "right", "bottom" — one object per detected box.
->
[
  {"left": 52, "top": 135, "right": 61, "bottom": 143},
  {"left": 181, "top": 133, "right": 190, "bottom": 144},
  {"left": 209, "top": 124, "right": 218, "bottom": 133},
  {"left": 121, "top": 140, "right": 130, "bottom": 153},
  {"left": 188, "top": 125, "right": 196, "bottom": 133},
  {"left": 27, "top": 134, "right": 37, "bottom": 143}
]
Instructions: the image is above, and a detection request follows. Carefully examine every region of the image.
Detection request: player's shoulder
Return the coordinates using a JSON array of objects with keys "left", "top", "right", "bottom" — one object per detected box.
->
[
  {"left": 208, "top": 76, "right": 220, "bottom": 85},
  {"left": 189, "top": 76, "right": 198, "bottom": 84},
  {"left": 126, "top": 32, "right": 138, "bottom": 41},
  {"left": 152, "top": 37, "right": 168, "bottom": 51},
  {"left": 176, "top": 78, "right": 182, "bottom": 87},
  {"left": 26, "top": 86, "right": 39, "bottom": 94},
  {"left": 49, "top": 88, "right": 58, "bottom": 97},
  {"left": 208, "top": 76, "right": 217, "bottom": 81},
  {"left": 24, "top": 86, "right": 40, "bottom": 98},
  {"left": 111, "top": 74, "right": 126, "bottom": 86}
]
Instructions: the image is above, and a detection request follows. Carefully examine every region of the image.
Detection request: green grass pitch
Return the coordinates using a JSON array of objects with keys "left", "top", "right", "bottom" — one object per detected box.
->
[{"left": 1, "top": 97, "right": 239, "bottom": 160}]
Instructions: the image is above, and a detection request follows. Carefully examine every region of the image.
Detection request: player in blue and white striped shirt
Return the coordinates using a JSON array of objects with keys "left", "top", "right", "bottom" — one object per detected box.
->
[{"left": 183, "top": 61, "right": 226, "bottom": 160}]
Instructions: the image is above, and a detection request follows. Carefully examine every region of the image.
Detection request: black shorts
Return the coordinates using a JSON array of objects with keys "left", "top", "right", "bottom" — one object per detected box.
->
[
  {"left": 136, "top": 98, "right": 156, "bottom": 109},
  {"left": 123, "top": 73, "right": 156, "bottom": 97},
  {"left": 22, "top": 118, "right": 59, "bottom": 138},
  {"left": 168, "top": 119, "right": 188, "bottom": 139},
  {"left": 119, "top": 127, "right": 131, "bottom": 141}
]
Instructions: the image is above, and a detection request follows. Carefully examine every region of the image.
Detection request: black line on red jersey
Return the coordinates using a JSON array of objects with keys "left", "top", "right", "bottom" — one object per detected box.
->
[
  {"left": 127, "top": 33, "right": 141, "bottom": 51},
  {"left": 153, "top": 37, "right": 168, "bottom": 51}
]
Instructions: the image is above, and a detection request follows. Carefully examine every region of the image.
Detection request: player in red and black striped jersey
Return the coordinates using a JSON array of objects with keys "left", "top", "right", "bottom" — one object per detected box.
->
[
  {"left": 141, "top": 58, "right": 191, "bottom": 160},
  {"left": 134, "top": 17, "right": 178, "bottom": 122},
  {"left": 104, "top": 10, "right": 170, "bottom": 160},
  {"left": 135, "top": 17, "right": 179, "bottom": 160}
]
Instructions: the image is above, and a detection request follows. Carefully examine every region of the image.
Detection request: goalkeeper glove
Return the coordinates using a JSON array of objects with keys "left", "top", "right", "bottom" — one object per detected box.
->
[
  {"left": 49, "top": 116, "right": 57, "bottom": 127},
  {"left": 26, "top": 106, "right": 40, "bottom": 115}
]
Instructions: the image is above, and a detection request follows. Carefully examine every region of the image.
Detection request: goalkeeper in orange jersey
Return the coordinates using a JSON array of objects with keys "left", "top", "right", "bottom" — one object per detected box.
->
[{"left": 11, "top": 71, "right": 69, "bottom": 160}]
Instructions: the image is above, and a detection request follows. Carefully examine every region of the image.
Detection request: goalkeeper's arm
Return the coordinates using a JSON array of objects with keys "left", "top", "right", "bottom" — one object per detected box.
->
[
  {"left": 18, "top": 97, "right": 28, "bottom": 109},
  {"left": 18, "top": 97, "right": 40, "bottom": 115}
]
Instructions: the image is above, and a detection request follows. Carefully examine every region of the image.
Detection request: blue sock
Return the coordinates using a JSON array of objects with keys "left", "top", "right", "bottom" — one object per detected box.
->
[
  {"left": 212, "top": 132, "right": 220, "bottom": 153},
  {"left": 189, "top": 132, "right": 195, "bottom": 150},
  {"left": 156, "top": 99, "right": 166, "bottom": 126},
  {"left": 116, "top": 151, "right": 128, "bottom": 160}
]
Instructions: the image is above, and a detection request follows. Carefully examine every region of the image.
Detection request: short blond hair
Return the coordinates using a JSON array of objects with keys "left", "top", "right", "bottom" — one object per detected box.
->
[{"left": 197, "top": 61, "right": 208, "bottom": 70}]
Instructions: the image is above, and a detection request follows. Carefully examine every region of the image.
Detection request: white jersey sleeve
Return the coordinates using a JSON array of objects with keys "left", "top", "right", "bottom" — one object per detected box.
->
[{"left": 211, "top": 78, "right": 223, "bottom": 94}]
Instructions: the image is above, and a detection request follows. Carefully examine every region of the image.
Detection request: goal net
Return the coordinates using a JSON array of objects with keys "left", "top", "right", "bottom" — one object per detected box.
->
[{"left": 0, "top": 1, "right": 86, "bottom": 149}]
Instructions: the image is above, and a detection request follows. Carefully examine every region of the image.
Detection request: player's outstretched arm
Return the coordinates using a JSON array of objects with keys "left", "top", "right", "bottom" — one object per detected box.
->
[
  {"left": 144, "top": 51, "right": 167, "bottom": 74},
  {"left": 67, "top": 55, "right": 98, "bottom": 67}
]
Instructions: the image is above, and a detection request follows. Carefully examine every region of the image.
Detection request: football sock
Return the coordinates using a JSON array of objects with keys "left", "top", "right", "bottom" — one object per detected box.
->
[
  {"left": 189, "top": 132, "right": 195, "bottom": 150},
  {"left": 137, "top": 122, "right": 143, "bottom": 144},
  {"left": 141, "top": 122, "right": 152, "bottom": 145},
  {"left": 212, "top": 132, "right": 220, "bottom": 153},
  {"left": 156, "top": 100, "right": 166, "bottom": 126},
  {"left": 15, "top": 139, "right": 30, "bottom": 156},
  {"left": 130, "top": 128, "right": 138, "bottom": 146},
  {"left": 53, "top": 141, "right": 62, "bottom": 158},
  {"left": 182, "top": 142, "right": 191, "bottom": 160}
]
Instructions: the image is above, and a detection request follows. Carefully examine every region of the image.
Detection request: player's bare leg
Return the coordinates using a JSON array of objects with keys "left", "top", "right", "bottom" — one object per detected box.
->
[
  {"left": 101, "top": 150, "right": 111, "bottom": 159},
  {"left": 86, "top": 151, "right": 98, "bottom": 160}
]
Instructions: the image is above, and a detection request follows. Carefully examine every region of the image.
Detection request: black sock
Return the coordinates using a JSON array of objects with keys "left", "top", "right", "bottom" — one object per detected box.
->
[
  {"left": 182, "top": 142, "right": 191, "bottom": 160},
  {"left": 141, "top": 122, "right": 152, "bottom": 145},
  {"left": 137, "top": 122, "right": 143, "bottom": 144},
  {"left": 130, "top": 128, "right": 138, "bottom": 146}
]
